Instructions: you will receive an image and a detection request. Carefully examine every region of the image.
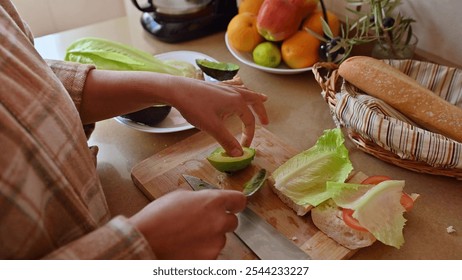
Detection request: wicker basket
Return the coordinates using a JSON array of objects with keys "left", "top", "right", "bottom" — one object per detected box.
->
[{"left": 312, "top": 60, "right": 462, "bottom": 180}]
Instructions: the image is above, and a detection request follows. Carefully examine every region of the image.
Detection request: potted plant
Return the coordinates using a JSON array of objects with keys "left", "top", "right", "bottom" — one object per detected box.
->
[{"left": 312, "top": 0, "right": 417, "bottom": 63}]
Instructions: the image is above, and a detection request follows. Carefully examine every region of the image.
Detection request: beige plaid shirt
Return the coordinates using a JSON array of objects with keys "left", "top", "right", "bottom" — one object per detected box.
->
[{"left": 0, "top": 0, "right": 155, "bottom": 259}]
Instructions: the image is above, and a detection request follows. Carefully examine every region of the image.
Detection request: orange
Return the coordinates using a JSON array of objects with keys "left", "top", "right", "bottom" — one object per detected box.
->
[
  {"left": 238, "top": 0, "right": 265, "bottom": 15},
  {"left": 227, "top": 12, "right": 264, "bottom": 52},
  {"left": 281, "top": 30, "right": 320, "bottom": 68},
  {"left": 302, "top": 10, "right": 340, "bottom": 38}
]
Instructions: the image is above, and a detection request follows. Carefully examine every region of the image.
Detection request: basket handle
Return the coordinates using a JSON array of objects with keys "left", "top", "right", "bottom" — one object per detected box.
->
[{"left": 312, "top": 62, "right": 342, "bottom": 102}]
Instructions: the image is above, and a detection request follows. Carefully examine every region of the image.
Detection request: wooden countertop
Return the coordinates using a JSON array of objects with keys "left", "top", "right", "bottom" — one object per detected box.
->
[{"left": 35, "top": 16, "right": 462, "bottom": 260}]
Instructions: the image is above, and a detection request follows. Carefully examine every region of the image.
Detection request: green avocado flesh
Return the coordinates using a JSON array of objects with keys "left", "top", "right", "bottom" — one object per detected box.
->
[
  {"left": 206, "top": 147, "right": 255, "bottom": 172},
  {"left": 195, "top": 59, "right": 239, "bottom": 81}
]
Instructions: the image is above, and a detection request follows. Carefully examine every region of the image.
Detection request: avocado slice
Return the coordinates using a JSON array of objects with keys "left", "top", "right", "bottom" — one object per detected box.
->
[
  {"left": 207, "top": 147, "right": 255, "bottom": 173},
  {"left": 242, "top": 169, "right": 268, "bottom": 196},
  {"left": 195, "top": 59, "right": 239, "bottom": 81}
]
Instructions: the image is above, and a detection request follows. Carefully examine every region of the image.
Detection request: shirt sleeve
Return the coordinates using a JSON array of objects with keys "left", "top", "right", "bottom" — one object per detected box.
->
[
  {"left": 45, "top": 59, "right": 96, "bottom": 138},
  {"left": 42, "top": 216, "right": 157, "bottom": 260}
]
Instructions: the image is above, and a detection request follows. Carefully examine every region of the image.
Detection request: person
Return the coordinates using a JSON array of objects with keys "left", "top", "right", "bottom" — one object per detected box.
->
[{"left": 0, "top": 0, "right": 269, "bottom": 259}]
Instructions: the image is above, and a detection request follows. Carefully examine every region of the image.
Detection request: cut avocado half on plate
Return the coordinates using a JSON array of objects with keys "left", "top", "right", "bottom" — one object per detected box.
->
[
  {"left": 207, "top": 147, "right": 255, "bottom": 173},
  {"left": 195, "top": 59, "right": 239, "bottom": 81}
]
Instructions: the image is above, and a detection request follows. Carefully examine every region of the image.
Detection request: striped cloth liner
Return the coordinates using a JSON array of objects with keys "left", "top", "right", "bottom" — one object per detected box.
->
[{"left": 333, "top": 59, "right": 462, "bottom": 169}]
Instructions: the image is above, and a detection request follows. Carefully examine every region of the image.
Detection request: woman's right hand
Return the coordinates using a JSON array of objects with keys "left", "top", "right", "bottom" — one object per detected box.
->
[{"left": 128, "top": 189, "right": 246, "bottom": 259}]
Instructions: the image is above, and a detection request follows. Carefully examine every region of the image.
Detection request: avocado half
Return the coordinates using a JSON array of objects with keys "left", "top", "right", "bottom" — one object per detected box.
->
[
  {"left": 195, "top": 59, "right": 239, "bottom": 81},
  {"left": 207, "top": 147, "right": 255, "bottom": 173}
]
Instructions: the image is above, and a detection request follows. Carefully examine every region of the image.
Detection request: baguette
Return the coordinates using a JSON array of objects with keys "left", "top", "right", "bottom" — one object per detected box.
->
[
  {"left": 311, "top": 199, "right": 376, "bottom": 250},
  {"left": 338, "top": 56, "right": 462, "bottom": 143}
]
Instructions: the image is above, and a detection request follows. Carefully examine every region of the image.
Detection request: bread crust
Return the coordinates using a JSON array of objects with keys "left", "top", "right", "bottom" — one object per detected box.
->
[
  {"left": 338, "top": 56, "right": 462, "bottom": 143},
  {"left": 311, "top": 200, "right": 376, "bottom": 250}
]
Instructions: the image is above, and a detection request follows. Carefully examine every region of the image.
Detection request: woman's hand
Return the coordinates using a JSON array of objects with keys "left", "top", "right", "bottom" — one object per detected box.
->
[
  {"left": 169, "top": 76, "right": 269, "bottom": 157},
  {"left": 81, "top": 70, "right": 268, "bottom": 156},
  {"left": 128, "top": 189, "right": 246, "bottom": 259}
]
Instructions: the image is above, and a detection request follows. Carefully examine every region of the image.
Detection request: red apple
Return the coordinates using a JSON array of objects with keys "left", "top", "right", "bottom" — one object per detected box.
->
[{"left": 256, "top": 0, "right": 304, "bottom": 42}]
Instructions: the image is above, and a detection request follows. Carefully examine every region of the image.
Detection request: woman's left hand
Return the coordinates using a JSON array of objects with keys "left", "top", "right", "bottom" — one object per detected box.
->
[
  {"left": 81, "top": 70, "right": 268, "bottom": 157},
  {"left": 170, "top": 76, "right": 269, "bottom": 157}
]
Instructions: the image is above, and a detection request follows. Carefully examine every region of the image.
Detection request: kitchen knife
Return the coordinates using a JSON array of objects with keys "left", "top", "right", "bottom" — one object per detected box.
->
[{"left": 182, "top": 174, "right": 311, "bottom": 260}]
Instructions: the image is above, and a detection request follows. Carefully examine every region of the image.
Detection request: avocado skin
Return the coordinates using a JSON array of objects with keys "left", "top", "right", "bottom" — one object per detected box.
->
[
  {"left": 121, "top": 105, "right": 171, "bottom": 126},
  {"left": 195, "top": 59, "right": 239, "bottom": 81}
]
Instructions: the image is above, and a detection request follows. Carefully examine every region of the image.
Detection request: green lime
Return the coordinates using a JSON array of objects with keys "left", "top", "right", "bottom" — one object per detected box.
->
[
  {"left": 195, "top": 59, "right": 240, "bottom": 81},
  {"left": 252, "top": 42, "right": 281, "bottom": 68},
  {"left": 207, "top": 147, "right": 256, "bottom": 173}
]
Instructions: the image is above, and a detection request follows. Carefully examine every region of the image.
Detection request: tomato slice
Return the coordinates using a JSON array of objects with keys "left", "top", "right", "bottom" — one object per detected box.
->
[
  {"left": 400, "top": 192, "right": 414, "bottom": 212},
  {"left": 342, "top": 208, "right": 368, "bottom": 232},
  {"left": 361, "top": 175, "right": 392, "bottom": 185}
]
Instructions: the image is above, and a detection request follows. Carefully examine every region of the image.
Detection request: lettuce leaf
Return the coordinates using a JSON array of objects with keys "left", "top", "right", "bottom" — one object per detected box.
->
[
  {"left": 327, "top": 180, "right": 407, "bottom": 248},
  {"left": 272, "top": 128, "right": 353, "bottom": 207},
  {"left": 64, "top": 37, "right": 195, "bottom": 77}
]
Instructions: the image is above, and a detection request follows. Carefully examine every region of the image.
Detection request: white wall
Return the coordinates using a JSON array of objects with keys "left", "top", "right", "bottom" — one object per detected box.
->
[
  {"left": 11, "top": 0, "right": 126, "bottom": 37},
  {"left": 124, "top": 0, "right": 144, "bottom": 20},
  {"left": 324, "top": 0, "right": 462, "bottom": 67}
]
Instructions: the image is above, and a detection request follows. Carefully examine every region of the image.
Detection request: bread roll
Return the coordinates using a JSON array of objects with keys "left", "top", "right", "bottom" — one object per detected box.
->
[
  {"left": 311, "top": 199, "right": 376, "bottom": 250},
  {"left": 338, "top": 56, "right": 462, "bottom": 143},
  {"left": 271, "top": 180, "right": 375, "bottom": 249}
]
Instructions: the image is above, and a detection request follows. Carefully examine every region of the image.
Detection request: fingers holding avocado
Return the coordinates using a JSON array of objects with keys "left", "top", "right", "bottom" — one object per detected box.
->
[{"left": 207, "top": 147, "right": 256, "bottom": 173}]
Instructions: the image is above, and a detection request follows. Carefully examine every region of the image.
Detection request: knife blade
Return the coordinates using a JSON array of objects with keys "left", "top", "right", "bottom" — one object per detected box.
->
[{"left": 182, "top": 174, "right": 311, "bottom": 260}]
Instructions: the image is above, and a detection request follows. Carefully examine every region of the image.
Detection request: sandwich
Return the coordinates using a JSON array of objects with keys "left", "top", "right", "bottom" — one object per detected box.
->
[
  {"left": 311, "top": 176, "right": 418, "bottom": 249},
  {"left": 270, "top": 128, "right": 418, "bottom": 249}
]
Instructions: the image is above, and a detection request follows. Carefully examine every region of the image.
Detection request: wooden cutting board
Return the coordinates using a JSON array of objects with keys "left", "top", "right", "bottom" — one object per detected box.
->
[{"left": 131, "top": 126, "right": 366, "bottom": 259}]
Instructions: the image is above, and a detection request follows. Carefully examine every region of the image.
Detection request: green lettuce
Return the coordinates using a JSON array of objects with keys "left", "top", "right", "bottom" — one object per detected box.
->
[
  {"left": 64, "top": 37, "right": 195, "bottom": 77},
  {"left": 272, "top": 128, "right": 353, "bottom": 207},
  {"left": 327, "top": 180, "right": 407, "bottom": 248}
]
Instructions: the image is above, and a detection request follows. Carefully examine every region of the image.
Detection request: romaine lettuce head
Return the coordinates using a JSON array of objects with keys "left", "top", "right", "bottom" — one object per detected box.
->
[
  {"left": 272, "top": 128, "right": 353, "bottom": 207},
  {"left": 64, "top": 37, "right": 195, "bottom": 77},
  {"left": 327, "top": 180, "right": 407, "bottom": 248}
]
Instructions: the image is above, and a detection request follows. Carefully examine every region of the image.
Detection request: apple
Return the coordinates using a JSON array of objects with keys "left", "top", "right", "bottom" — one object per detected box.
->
[{"left": 256, "top": 0, "right": 304, "bottom": 42}]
